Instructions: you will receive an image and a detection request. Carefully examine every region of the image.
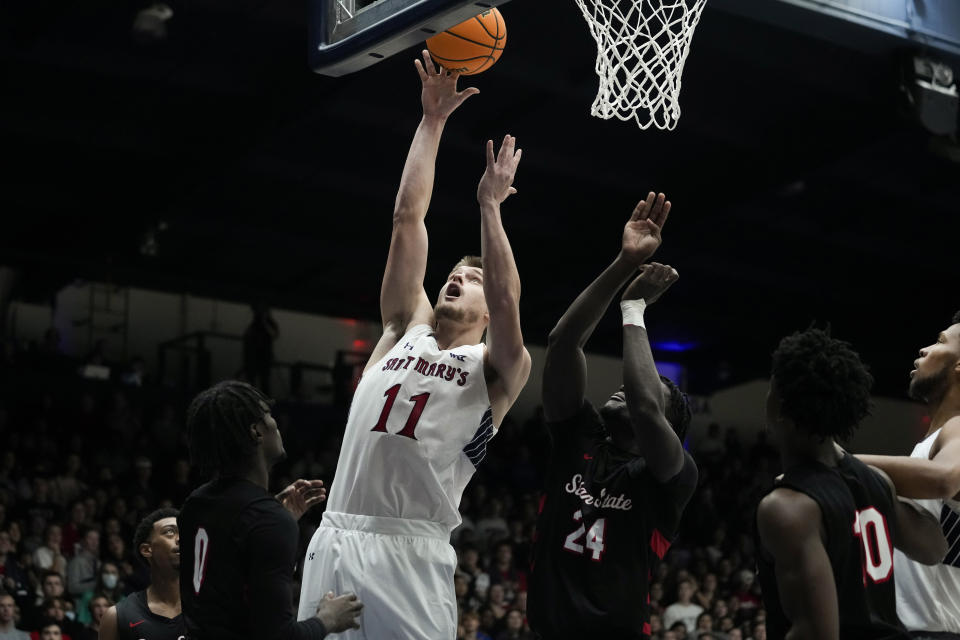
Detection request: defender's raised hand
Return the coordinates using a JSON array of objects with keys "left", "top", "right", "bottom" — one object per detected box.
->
[
  {"left": 478, "top": 134, "right": 522, "bottom": 206},
  {"left": 276, "top": 478, "right": 326, "bottom": 521},
  {"left": 620, "top": 192, "right": 671, "bottom": 266},
  {"left": 622, "top": 262, "right": 679, "bottom": 305},
  {"left": 415, "top": 49, "right": 479, "bottom": 120}
]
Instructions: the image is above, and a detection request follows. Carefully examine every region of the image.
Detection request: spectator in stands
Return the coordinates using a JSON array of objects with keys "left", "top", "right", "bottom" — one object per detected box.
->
[
  {"left": 36, "top": 621, "right": 62, "bottom": 640},
  {"left": 694, "top": 572, "right": 717, "bottom": 610},
  {"left": 32, "top": 529, "right": 65, "bottom": 578},
  {"left": 663, "top": 579, "right": 704, "bottom": 634},
  {"left": 59, "top": 503, "right": 85, "bottom": 559},
  {"left": 457, "top": 546, "right": 490, "bottom": 599},
  {"left": 79, "top": 595, "right": 109, "bottom": 640},
  {"left": 460, "top": 610, "right": 492, "bottom": 640},
  {"left": 65, "top": 528, "right": 99, "bottom": 598},
  {"left": 36, "top": 597, "right": 83, "bottom": 639},
  {"left": 695, "top": 612, "right": 714, "bottom": 634},
  {"left": 0, "top": 593, "right": 29, "bottom": 640},
  {"left": 486, "top": 584, "right": 509, "bottom": 626},
  {"left": 494, "top": 609, "right": 530, "bottom": 640},
  {"left": 488, "top": 541, "right": 525, "bottom": 599},
  {"left": 74, "top": 562, "right": 122, "bottom": 626},
  {"left": 0, "top": 531, "right": 28, "bottom": 597}
]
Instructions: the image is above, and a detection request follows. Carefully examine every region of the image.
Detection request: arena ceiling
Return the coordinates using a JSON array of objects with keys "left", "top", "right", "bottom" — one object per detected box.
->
[{"left": 1, "top": 0, "right": 958, "bottom": 395}]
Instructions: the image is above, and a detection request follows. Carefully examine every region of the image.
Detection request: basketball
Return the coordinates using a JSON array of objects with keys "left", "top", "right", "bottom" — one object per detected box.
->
[{"left": 426, "top": 8, "right": 506, "bottom": 76}]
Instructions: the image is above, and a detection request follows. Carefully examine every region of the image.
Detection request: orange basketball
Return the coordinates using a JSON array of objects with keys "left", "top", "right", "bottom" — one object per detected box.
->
[{"left": 426, "top": 8, "right": 506, "bottom": 76}]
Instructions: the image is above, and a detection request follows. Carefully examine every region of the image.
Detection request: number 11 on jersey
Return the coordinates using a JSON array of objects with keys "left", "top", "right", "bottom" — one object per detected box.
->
[{"left": 371, "top": 384, "right": 431, "bottom": 440}]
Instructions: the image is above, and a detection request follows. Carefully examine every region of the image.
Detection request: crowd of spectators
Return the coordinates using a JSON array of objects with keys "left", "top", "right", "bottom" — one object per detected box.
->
[{"left": 0, "top": 332, "right": 780, "bottom": 640}]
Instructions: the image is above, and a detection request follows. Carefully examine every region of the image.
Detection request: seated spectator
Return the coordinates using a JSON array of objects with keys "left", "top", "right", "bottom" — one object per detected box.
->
[
  {"left": 74, "top": 563, "right": 122, "bottom": 626},
  {"left": 486, "top": 584, "right": 509, "bottom": 625},
  {"left": 752, "top": 622, "right": 766, "bottom": 640},
  {"left": 32, "top": 530, "right": 65, "bottom": 577},
  {"left": 663, "top": 579, "right": 704, "bottom": 634},
  {"left": 78, "top": 595, "right": 110, "bottom": 640},
  {"left": 727, "top": 628, "right": 742, "bottom": 640},
  {"left": 34, "top": 598, "right": 82, "bottom": 640},
  {"left": 0, "top": 531, "right": 28, "bottom": 598},
  {"left": 58, "top": 503, "right": 86, "bottom": 558},
  {"left": 457, "top": 545, "right": 490, "bottom": 599},
  {"left": 31, "top": 621, "right": 64, "bottom": 640},
  {"left": 695, "top": 612, "right": 714, "bottom": 634},
  {"left": 460, "top": 610, "right": 492, "bottom": 640},
  {"left": 65, "top": 529, "right": 99, "bottom": 598},
  {"left": 0, "top": 592, "right": 30, "bottom": 640},
  {"left": 494, "top": 609, "right": 531, "bottom": 640},
  {"left": 488, "top": 542, "right": 526, "bottom": 600},
  {"left": 101, "top": 536, "right": 134, "bottom": 586},
  {"left": 668, "top": 621, "right": 687, "bottom": 639},
  {"left": 694, "top": 572, "right": 717, "bottom": 609}
]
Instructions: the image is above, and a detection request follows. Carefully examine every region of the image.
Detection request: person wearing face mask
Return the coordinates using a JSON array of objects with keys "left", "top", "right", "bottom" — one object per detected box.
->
[
  {"left": 75, "top": 564, "right": 123, "bottom": 625},
  {"left": 99, "top": 509, "right": 183, "bottom": 640}
]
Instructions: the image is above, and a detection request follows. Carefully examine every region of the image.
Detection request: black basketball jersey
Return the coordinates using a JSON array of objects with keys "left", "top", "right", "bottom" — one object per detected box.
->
[
  {"left": 756, "top": 453, "right": 910, "bottom": 640},
  {"left": 115, "top": 590, "right": 185, "bottom": 640},
  {"left": 528, "top": 402, "right": 698, "bottom": 640},
  {"left": 178, "top": 477, "right": 327, "bottom": 640}
]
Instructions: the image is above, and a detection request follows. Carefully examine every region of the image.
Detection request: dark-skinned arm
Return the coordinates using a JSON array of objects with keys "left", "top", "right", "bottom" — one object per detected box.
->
[
  {"left": 870, "top": 465, "right": 948, "bottom": 564},
  {"left": 543, "top": 192, "right": 670, "bottom": 423},
  {"left": 621, "top": 263, "right": 683, "bottom": 481},
  {"left": 757, "top": 488, "right": 839, "bottom": 640}
]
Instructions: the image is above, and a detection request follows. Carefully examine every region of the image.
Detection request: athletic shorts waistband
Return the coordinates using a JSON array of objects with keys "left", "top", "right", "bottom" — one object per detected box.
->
[{"left": 320, "top": 511, "right": 449, "bottom": 540}]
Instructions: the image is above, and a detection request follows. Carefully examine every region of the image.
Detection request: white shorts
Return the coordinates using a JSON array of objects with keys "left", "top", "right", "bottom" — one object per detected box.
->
[{"left": 297, "top": 511, "right": 458, "bottom": 640}]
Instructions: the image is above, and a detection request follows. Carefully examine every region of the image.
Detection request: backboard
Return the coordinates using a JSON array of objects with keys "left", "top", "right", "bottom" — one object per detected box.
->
[{"left": 311, "top": 0, "right": 512, "bottom": 76}]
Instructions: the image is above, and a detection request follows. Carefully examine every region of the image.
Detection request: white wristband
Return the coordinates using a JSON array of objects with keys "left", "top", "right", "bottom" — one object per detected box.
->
[{"left": 620, "top": 299, "right": 647, "bottom": 328}]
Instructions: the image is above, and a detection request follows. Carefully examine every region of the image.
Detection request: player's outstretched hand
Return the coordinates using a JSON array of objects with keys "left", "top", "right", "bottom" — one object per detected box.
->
[
  {"left": 622, "top": 262, "right": 678, "bottom": 306},
  {"left": 276, "top": 478, "right": 326, "bottom": 521},
  {"left": 316, "top": 591, "right": 363, "bottom": 633},
  {"left": 415, "top": 49, "right": 479, "bottom": 120},
  {"left": 620, "top": 191, "right": 671, "bottom": 266},
  {"left": 477, "top": 134, "right": 522, "bottom": 206}
]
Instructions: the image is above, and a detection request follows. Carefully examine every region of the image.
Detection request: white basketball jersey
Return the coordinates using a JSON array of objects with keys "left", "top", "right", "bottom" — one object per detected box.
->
[
  {"left": 893, "top": 427, "right": 960, "bottom": 632},
  {"left": 325, "top": 324, "right": 495, "bottom": 532}
]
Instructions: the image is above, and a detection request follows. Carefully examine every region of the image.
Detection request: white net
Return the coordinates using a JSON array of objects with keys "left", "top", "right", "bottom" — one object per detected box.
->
[{"left": 574, "top": 0, "right": 707, "bottom": 130}]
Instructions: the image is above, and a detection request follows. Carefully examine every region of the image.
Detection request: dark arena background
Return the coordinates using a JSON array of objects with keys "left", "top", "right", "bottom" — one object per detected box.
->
[{"left": 0, "top": 0, "right": 958, "bottom": 638}]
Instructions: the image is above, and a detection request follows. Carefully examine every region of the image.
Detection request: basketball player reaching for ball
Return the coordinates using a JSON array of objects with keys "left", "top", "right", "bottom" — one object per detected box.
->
[
  {"left": 297, "top": 49, "right": 531, "bottom": 640},
  {"left": 528, "top": 193, "right": 699, "bottom": 640},
  {"left": 756, "top": 328, "right": 947, "bottom": 640},
  {"left": 857, "top": 311, "right": 960, "bottom": 639}
]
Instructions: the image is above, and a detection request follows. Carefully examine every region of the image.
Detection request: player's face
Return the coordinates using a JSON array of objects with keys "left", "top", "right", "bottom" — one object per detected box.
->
[
  {"left": 256, "top": 402, "right": 286, "bottom": 466},
  {"left": 909, "top": 323, "right": 960, "bottom": 403},
  {"left": 148, "top": 517, "right": 180, "bottom": 572},
  {"left": 434, "top": 267, "right": 488, "bottom": 327}
]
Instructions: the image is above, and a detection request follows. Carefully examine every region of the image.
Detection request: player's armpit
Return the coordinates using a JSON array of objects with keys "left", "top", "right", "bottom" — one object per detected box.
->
[
  {"left": 99, "top": 605, "right": 118, "bottom": 640},
  {"left": 485, "top": 344, "right": 532, "bottom": 426},
  {"left": 757, "top": 488, "right": 839, "bottom": 640},
  {"left": 869, "top": 465, "right": 948, "bottom": 565}
]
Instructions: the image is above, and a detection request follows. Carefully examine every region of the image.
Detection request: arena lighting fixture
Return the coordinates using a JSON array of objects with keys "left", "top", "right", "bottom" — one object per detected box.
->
[{"left": 901, "top": 53, "right": 958, "bottom": 137}]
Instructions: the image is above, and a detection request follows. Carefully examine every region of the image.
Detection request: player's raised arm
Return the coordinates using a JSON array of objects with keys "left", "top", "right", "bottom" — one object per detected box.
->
[
  {"left": 477, "top": 134, "right": 531, "bottom": 424},
  {"left": 543, "top": 193, "right": 668, "bottom": 422},
  {"left": 620, "top": 262, "right": 683, "bottom": 481},
  {"left": 869, "top": 464, "right": 948, "bottom": 565},
  {"left": 371, "top": 50, "right": 479, "bottom": 370},
  {"left": 757, "top": 488, "right": 840, "bottom": 640}
]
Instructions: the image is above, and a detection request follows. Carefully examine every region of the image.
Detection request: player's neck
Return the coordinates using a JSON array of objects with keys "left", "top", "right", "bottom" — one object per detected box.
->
[
  {"left": 147, "top": 575, "right": 180, "bottom": 609},
  {"left": 239, "top": 457, "right": 271, "bottom": 491},
  {"left": 779, "top": 436, "right": 839, "bottom": 471},
  {"left": 433, "top": 318, "right": 483, "bottom": 350},
  {"left": 927, "top": 385, "right": 960, "bottom": 435}
]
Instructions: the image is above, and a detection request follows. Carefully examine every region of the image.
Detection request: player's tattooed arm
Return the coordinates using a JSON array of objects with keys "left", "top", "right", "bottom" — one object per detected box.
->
[
  {"left": 857, "top": 415, "right": 960, "bottom": 500},
  {"left": 757, "top": 488, "right": 839, "bottom": 640},
  {"left": 372, "top": 50, "right": 479, "bottom": 372},
  {"left": 478, "top": 134, "right": 531, "bottom": 425},
  {"left": 869, "top": 465, "right": 947, "bottom": 565},
  {"left": 620, "top": 262, "right": 682, "bottom": 481},
  {"left": 543, "top": 193, "right": 669, "bottom": 423}
]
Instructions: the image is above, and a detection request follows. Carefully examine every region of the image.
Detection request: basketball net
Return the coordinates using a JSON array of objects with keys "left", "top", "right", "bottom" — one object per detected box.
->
[{"left": 575, "top": 0, "right": 707, "bottom": 130}]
